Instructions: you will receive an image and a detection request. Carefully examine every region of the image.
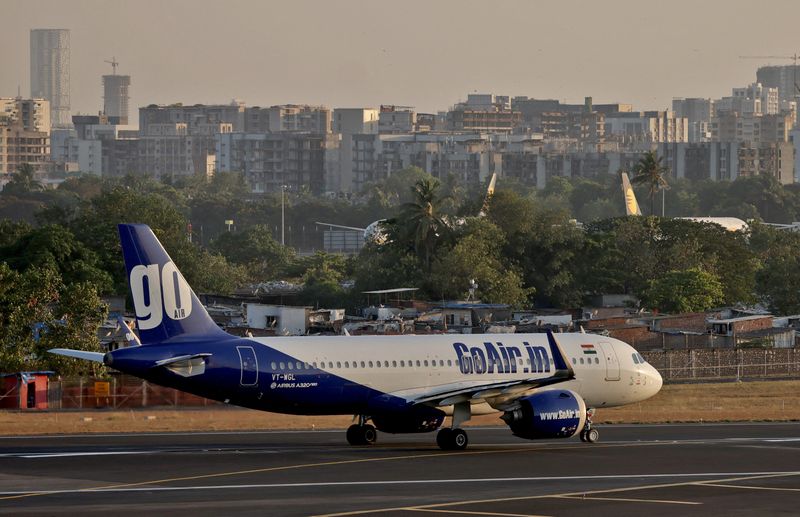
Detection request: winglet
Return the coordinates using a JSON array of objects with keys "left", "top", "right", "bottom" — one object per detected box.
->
[{"left": 546, "top": 330, "right": 574, "bottom": 377}]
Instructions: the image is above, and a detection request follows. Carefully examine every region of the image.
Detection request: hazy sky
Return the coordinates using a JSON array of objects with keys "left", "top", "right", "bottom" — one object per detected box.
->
[{"left": 4, "top": 0, "right": 800, "bottom": 123}]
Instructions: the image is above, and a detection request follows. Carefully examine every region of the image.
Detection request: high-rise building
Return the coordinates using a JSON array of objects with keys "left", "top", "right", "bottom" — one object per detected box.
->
[
  {"left": 30, "top": 29, "right": 70, "bottom": 128},
  {"left": 103, "top": 74, "right": 131, "bottom": 124}
]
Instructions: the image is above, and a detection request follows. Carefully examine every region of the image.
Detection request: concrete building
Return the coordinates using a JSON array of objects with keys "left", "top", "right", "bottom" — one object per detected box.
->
[
  {"left": 604, "top": 111, "right": 688, "bottom": 144},
  {"left": 102, "top": 74, "right": 131, "bottom": 124},
  {"left": 710, "top": 112, "right": 791, "bottom": 144},
  {"left": 672, "top": 98, "right": 714, "bottom": 142},
  {"left": 0, "top": 124, "right": 50, "bottom": 174},
  {"left": 658, "top": 141, "right": 794, "bottom": 184},
  {"left": 512, "top": 96, "right": 632, "bottom": 133},
  {"left": 30, "top": 29, "right": 70, "bottom": 128},
  {"left": 139, "top": 102, "right": 245, "bottom": 134},
  {"left": 757, "top": 65, "right": 800, "bottom": 105},
  {"left": 446, "top": 94, "right": 521, "bottom": 132},
  {"left": 332, "top": 108, "right": 379, "bottom": 192},
  {"left": 216, "top": 132, "right": 330, "bottom": 193},
  {"left": 378, "top": 105, "right": 416, "bottom": 134},
  {"left": 244, "top": 105, "right": 331, "bottom": 133},
  {"left": 0, "top": 98, "right": 50, "bottom": 134}
]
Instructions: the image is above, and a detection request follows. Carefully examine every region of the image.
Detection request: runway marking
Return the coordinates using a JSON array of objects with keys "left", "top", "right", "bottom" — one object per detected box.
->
[
  {"left": 699, "top": 483, "right": 800, "bottom": 492},
  {"left": 2, "top": 471, "right": 793, "bottom": 496},
  {"left": 554, "top": 495, "right": 700, "bottom": 505},
  {"left": 314, "top": 471, "right": 800, "bottom": 516},
  {"left": 410, "top": 509, "right": 551, "bottom": 516},
  {"left": 6, "top": 451, "right": 156, "bottom": 459}
]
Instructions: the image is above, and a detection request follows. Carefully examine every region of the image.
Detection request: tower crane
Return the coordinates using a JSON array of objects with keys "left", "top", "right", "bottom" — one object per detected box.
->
[
  {"left": 739, "top": 54, "right": 800, "bottom": 96},
  {"left": 104, "top": 56, "right": 119, "bottom": 75}
]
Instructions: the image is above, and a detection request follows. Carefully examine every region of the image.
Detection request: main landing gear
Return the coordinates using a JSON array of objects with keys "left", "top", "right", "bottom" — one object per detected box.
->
[
  {"left": 436, "top": 400, "right": 471, "bottom": 451},
  {"left": 436, "top": 427, "right": 468, "bottom": 450},
  {"left": 346, "top": 416, "right": 377, "bottom": 445},
  {"left": 579, "top": 408, "right": 599, "bottom": 443}
]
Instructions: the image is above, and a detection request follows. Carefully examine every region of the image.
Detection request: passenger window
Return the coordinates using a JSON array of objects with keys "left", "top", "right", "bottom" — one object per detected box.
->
[
  {"left": 384, "top": 361, "right": 389, "bottom": 368},
  {"left": 439, "top": 360, "right": 444, "bottom": 366},
  {"left": 368, "top": 361, "right": 373, "bottom": 368},
  {"left": 424, "top": 360, "right": 429, "bottom": 367},
  {"left": 392, "top": 360, "right": 397, "bottom": 368},
  {"left": 416, "top": 360, "right": 421, "bottom": 367},
  {"left": 360, "top": 361, "right": 366, "bottom": 368},
  {"left": 296, "top": 362, "right": 302, "bottom": 370},
  {"left": 288, "top": 362, "right": 294, "bottom": 370},
  {"left": 595, "top": 357, "right": 599, "bottom": 364},
  {"left": 376, "top": 361, "right": 381, "bottom": 368},
  {"left": 328, "top": 361, "right": 333, "bottom": 368},
  {"left": 447, "top": 359, "right": 452, "bottom": 367},
  {"left": 400, "top": 360, "right": 405, "bottom": 367},
  {"left": 344, "top": 361, "right": 349, "bottom": 368},
  {"left": 579, "top": 358, "right": 584, "bottom": 364},
  {"left": 279, "top": 362, "right": 285, "bottom": 369},
  {"left": 571, "top": 358, "right": 576, "bottom": 365},
  {"left": 271, "top": 362, "right": 277, "bottom": 370}
]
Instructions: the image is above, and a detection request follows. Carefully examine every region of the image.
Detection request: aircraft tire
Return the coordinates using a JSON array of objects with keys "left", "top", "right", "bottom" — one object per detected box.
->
[
  {"left": 579, "top": 430, "right": 588, "bottom": 442},
  {"left": 451, "top": 428, "right": 469, "bottom": 450},
  {"left": 362, "top": 424, "right": 377, "bottom": 444},
  {"left": 436, "top": 428, "right": 453, "bottom": 449},
  {"left": 346, "top": 424, "right": 364, "bottom": 445},
  {"left": 586, "top": 428, "right": 599, "bottom": 443}
]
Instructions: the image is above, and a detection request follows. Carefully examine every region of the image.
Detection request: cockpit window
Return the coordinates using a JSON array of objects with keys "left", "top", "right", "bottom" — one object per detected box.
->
[
  {"left": 637, "top": 353, "right": 646, "bottom": 364},
  {"left": 632, "top": 353, "right": 640, "bottom": 364}
]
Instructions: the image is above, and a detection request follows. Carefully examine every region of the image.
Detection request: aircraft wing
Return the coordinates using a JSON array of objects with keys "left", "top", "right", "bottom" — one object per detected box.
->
[
  {"left": 411, "top": 331, "right": 575, "bottom": 407},
  {"left": 48, "top": 348, "right": 105, "bottom": 363}
]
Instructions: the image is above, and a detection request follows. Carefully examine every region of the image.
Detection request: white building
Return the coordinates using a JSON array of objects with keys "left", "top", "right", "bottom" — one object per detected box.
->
[
  {"left": 0, "top": 97, "right": 50, "bottom": 134},
  {"left": 246, "top": 304, "right": 310, "bottom": 336}
]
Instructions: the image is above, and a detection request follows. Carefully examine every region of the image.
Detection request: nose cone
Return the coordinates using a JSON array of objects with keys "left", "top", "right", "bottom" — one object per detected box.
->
[{"left": 650, "top": 366, "right": 663, "bottom": 396}]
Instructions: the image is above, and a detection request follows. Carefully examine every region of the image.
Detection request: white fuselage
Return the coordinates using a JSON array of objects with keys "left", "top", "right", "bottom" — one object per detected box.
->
[{"left": 257, "top": 332, "right": 662, "bottom": 412}]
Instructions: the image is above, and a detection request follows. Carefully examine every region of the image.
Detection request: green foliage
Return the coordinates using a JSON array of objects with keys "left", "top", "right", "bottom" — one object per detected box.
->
[
  {"left": 296, "top": 252, "right": 351, "bottom": 309},
  {"left": 428, "top": 218, "right": 532, "bottom": 307},
  {"left": 631, "top": 151, "right": 670, "bottom": 216},
  {"left": 211, "top": 224, "right": 294, "bottom": 281},
  {"left": 395, "top": 177, "right": 451, "bottom": 270},
  {"left": 641, "top": 267, "right": 724, "bottom": 313},
  {"left": 0, "top": 263, "right": 107, "bottom": 375}
]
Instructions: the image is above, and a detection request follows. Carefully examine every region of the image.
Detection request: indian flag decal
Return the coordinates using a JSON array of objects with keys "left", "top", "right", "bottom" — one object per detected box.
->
[{"left": 581, "top": 344, "right": 597, "bottom": 355}]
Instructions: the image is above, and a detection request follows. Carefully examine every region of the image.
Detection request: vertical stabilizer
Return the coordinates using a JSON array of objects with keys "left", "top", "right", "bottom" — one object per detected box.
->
[
  {"left": 621, "top": 172, "right": 642, "bottom": 216},
  {"left": 118, "top": 224, "right": 230, "bottom": 344}
]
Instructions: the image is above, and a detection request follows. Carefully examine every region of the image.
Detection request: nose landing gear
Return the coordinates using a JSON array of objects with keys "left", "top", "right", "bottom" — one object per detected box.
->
[{"left": 579, "top": 408, "right": 599, "bottom": 443}]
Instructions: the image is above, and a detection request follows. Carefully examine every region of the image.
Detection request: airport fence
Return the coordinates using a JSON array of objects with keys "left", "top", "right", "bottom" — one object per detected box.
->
[{"left": 641, "top": 348, "right": 800, "bottom": 382}]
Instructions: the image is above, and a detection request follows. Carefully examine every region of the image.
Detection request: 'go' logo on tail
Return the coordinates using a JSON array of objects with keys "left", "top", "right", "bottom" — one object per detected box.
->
[{"left": 130, "top": 262, "right": 193, "bottom": 330}]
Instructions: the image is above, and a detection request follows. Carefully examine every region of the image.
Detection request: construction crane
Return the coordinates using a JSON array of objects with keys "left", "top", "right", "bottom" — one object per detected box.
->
[
  {"left": 739, "top": 54, "right": 800, "bottom": 95},
  {"left": 104, "top": 56, "right": 119, "bottom": 75}
]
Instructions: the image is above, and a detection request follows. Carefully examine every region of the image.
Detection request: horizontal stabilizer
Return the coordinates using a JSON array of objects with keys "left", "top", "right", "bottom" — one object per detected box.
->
[
  {"left": 48, "top": 349, "right": 105, "bottom": 363},
  {"left": 153, "top": 353, "right": 211, "bottom": 378}
]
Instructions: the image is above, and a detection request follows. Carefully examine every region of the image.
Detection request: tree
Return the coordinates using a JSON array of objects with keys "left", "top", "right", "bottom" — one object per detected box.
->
[
  {"left": 428, "top": 218, "right": 532, "bottom": 307},
  {"left": 397, "top": 178, "right": 450, "bottom": 270},
  {"left": 641, "top": 268, "right": 724, "bottom": 313},
  {"left": 631, "top": 151, "right": 669, "bottom": 216},
  {"left": 296, "top": 252, "right": 350, "bottom": 309},
  {"left": 211, "top": 224, "right": 294, "bottom": 281},
  {"left": 3, "top": 163, "right": 43, "bottom": 196}
]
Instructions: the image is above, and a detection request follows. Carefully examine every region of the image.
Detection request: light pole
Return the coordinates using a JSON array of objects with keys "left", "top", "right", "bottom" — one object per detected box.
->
[{"left": 281, "top": 185, "right": 287, "bottom": 246}]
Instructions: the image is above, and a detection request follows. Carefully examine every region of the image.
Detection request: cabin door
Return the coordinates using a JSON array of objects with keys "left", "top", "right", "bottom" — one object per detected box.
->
[
  {"left": 236, "top": 346, "right": 259, "bottom": 386},
  {"left": 598, "top": 342, "right": 620, "bottom": 381}
]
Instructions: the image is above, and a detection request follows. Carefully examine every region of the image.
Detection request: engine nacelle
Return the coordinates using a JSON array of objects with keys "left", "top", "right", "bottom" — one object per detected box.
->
[
  {"left": 502, "top": 390, "right": 587, "bottom": 440},
  {"left": 371, "top": 406, "right": 445, "bottom": 434}
]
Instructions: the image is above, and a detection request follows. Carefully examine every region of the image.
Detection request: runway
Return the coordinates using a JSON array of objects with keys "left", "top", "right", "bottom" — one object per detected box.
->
[{"left": 1, "top": 422, "right": 800, "bottom": 516}]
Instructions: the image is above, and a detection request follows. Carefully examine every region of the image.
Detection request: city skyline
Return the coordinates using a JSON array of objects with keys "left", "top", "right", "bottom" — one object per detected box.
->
[{"left": 4, "top": 0, "right": 800, "bottom": 123}]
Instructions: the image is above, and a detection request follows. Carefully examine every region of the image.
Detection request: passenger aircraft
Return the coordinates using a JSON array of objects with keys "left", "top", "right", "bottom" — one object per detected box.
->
[{"left": 51, "top": 224, "right": 662, "bottom": 450}]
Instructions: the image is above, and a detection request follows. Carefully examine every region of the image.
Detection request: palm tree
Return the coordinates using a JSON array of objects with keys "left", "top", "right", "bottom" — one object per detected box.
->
[
  {"left": 631, "top": 151, "right": 669, "bottom": 216},
  {"left": 399, "top": 178, "right": 450, "bottom": 270}
]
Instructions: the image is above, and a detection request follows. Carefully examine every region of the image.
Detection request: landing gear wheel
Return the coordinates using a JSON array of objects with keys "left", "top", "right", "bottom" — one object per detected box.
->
[
  {"left": 346, "top": 424, "right": 377, "bottom": 445},
  {"left": 436, "top": 428, "right": 453, "bottom": 449},
  {"left": 579, "top": 430, "right": 588, "bottom": 442},
  {"left": 437, "top": 428, "right": 468, "bottom": 450},
  {"left": 585, "top": 428, "right": 599, "bottom": 443}
]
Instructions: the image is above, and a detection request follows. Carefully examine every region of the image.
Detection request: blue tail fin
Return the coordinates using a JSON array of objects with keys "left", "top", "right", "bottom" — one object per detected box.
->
[{"left": 118, "top": 224, "right": 230, "bottom": 344}]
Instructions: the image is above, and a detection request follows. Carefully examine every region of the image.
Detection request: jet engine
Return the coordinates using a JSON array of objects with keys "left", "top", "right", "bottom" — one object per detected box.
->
[{"left": 501, "top": 390, "right": 587, "bottom": 440}]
